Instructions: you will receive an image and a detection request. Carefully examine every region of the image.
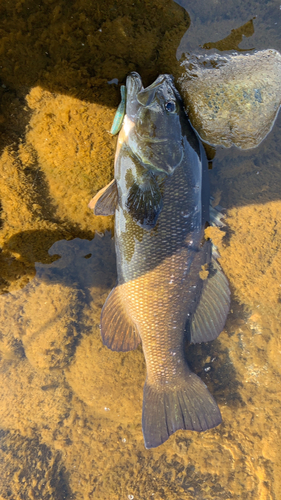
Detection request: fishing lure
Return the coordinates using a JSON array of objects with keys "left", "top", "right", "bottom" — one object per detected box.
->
[{"left": 110, "top": 85, "right": 126, "bottom": 135}]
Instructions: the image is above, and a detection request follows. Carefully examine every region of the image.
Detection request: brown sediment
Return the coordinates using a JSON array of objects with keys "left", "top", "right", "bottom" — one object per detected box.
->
[
  {"left": 214, "top": 201, "right": 281, "bottom": 309},
  {"left": 199, "top": 263, "right": 209, "bottom": 280},
  {"left": 0, "top": 428, "right": 71, "bottom": 499},
  {"left": 0, "top": 0, "right": 281, "bottom": 498},
  {"left": 25, "top": 86, "right": 117, "bottom": 233},
  {"left": 0, "top": 0, "right": 189, "bottom": 100}
]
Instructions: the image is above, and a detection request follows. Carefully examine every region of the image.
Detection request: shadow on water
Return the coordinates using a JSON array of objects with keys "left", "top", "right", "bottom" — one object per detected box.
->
[
  {"left": 34, "top": 232, "right": 116, "bottom": 290},
  {"left": 209, "top": 112, "right": 281, "bottom": 212},
  {"left": 0, "top": 228, "right": 109, "bottom": 294}
]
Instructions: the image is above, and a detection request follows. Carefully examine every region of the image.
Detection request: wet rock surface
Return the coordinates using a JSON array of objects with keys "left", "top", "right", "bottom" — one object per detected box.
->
[{"left": 178, "top": 49, "right": 281, "bottom": 149}]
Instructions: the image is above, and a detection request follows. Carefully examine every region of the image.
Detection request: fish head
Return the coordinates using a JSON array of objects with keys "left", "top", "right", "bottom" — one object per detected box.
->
[{"left": 125, "top": 72, "right": 184, "bottom": 175}]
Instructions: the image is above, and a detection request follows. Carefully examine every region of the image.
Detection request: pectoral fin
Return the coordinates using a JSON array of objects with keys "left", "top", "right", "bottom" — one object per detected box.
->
[
  {"left": 88, "top": 179, "right": 118, "bottom": 216},
  {"left": 101, "top": 286, "right": 141, "bottom": 351},
  {"left": 125, "top": 174, "right": 163, "bottom": 229},
  {"left": 190, "top": 258, "right": 230, "bottom": 343}
]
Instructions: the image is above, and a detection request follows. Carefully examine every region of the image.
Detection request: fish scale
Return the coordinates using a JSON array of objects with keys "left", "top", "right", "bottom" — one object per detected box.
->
[{"left": 115, "top": 151, "right": 205, "bottom": 385}]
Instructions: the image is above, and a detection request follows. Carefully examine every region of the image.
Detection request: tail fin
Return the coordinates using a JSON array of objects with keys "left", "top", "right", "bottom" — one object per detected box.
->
[{"left": 142, "top": 373, "right": 221, "bottom": 449}]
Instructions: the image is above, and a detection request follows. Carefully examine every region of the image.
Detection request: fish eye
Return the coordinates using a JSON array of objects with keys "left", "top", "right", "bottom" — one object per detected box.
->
[{"left": 165, "top": 101, "right": 176, "bottom": 113}]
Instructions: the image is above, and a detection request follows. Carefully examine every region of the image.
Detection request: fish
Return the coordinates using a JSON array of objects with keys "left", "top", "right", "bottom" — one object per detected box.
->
[{"left": 89, "top": 72, "right": 230, "bottom": 449}]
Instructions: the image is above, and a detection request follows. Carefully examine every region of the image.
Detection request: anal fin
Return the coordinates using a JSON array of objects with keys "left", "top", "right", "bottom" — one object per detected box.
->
[
  {"left": 101, "top": 286, "right": 141, "bottom": 351},
  {"left": 88, "top": 179, "right": 118, "bottom": 216},
  {"left": 190, "top": 258, "right": 230, "bottom": 344}
]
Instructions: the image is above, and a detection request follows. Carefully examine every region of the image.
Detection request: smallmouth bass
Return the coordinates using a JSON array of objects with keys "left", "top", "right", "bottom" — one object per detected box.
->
[{"left": 89, "top": 72, "right": 230, "bottom": 449}]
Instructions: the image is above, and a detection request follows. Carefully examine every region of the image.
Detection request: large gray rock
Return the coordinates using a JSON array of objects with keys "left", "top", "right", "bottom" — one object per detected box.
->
[{"left": 178, "top": 49, "right": 281, "bottom": 149}]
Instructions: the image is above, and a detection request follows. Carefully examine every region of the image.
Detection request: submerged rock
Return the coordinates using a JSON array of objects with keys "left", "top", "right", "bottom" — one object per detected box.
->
[{"left": 178, "top": 49, "right": 281, "bottom": 149}]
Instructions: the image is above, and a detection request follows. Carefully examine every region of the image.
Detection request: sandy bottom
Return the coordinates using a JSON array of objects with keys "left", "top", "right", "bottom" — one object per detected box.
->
[{"left": 0, "top": 0, "right": 281, "bottom": 498}]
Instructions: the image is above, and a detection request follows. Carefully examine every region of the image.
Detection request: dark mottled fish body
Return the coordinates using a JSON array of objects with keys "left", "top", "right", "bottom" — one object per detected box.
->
[{"left": 89, "top": 73, "right": 230, "bottom": 449}]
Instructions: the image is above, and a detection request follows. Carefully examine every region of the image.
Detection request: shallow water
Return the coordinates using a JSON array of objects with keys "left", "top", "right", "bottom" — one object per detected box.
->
[{"left": 0, "top": 0, "right": 281, "bottom": 499}]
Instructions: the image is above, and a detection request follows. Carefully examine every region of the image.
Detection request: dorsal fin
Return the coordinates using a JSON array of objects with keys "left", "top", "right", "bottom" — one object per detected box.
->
[
  {"left": 190, "top": 258, "right": 230, "bottom": 344},
  {"left": 101, "top": 286, "right": 141, "bottom": 351},
  {"left": 88, "top": 179, "right": 118, "bottom": 216}
]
